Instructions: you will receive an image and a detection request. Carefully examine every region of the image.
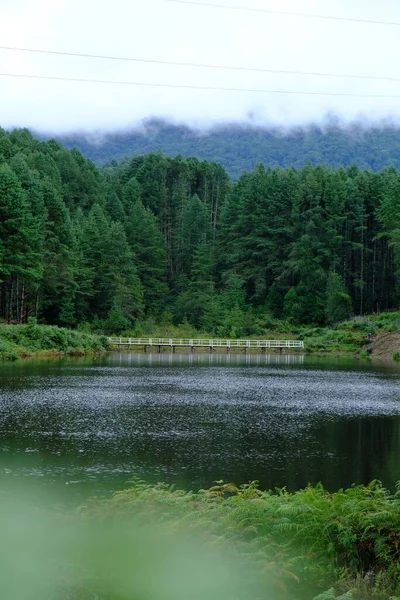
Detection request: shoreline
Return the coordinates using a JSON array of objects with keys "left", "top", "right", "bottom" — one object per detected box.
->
[
  {"left": 2, "top": 317, "right": 400, "bottom": 363},
  {"left": 1, "top": 345, "right": 395, "bottom": 363},
  {"left": 0, "top": 323, "right": 108, "bottom": 362},
  {"left": 0, "top": 349, "right": 107, "bottom": 362}
]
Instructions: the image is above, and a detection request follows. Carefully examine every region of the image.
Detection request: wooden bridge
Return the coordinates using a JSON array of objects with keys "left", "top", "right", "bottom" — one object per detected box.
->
[{"left": 108, "top": 338, "right": 304, "bottom": 353}]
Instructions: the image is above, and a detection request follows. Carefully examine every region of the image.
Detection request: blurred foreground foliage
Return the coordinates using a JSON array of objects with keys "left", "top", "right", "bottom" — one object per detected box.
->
[
  {"left": 1, "top": 479, "right": 400, "bottom": 599},
  {"left": 91, "top": 479, "right": 400, "bottom": 600},
  {"left": 5, "top": 479, "right": 395, "bottom": 600}
]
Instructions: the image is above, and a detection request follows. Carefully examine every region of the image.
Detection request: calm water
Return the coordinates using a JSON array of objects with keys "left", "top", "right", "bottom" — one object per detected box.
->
[{"left": 1, "top": 352, "right": 400, "bottom": 500}]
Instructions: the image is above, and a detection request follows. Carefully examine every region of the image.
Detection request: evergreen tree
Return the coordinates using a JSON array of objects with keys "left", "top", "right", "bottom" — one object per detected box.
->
[
  {"left": 266, "top": 283, "right": 283, "bottom": 318},
  {"left": 220, "top": 273, "right": 246, "bottom": 311},
  {"left": 122, "top": 177, "right": 142, "bottom": 210},
  {"left": 41, "top": 179, "right": 76, "bottom": 326},
  {"left": 1, "top": 127, "right": 400, "bottom": 331},
  {"left": 174, "top": 243, "right": 215, "bottom": 328},
  {"left": 177, "top": 194, "right": 209, "bottom": 277},
  {"left": 325, "top": 272, "right": 353, "bottom": 324},
  {"left": 105, "top": 221, "right": 144, "bottom": 322},
  {"left": 283, "top": 288, "right": 300, "bottom": 322},
  {"left": 125, "top": 200, "right": 168, "bottom": 315},
  {"left": 79, "top": 203, "right": 113, "bottom": 319},
  {"left": 105, "top": 190, "right": 125, "bottom": 223},
  {"left": 105, "top": 302, "right": 131, "bottom": 333},
  {"left": 0, "top": 167, "right": 42, "bottom": 322},
  {"left": 0, "top": 137, "right": 13, "bottom": 160}
]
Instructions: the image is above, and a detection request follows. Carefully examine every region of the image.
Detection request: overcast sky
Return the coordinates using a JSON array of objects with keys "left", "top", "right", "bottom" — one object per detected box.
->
[{"left": 1, "top": 0, "right": 400, "bottom": 132}]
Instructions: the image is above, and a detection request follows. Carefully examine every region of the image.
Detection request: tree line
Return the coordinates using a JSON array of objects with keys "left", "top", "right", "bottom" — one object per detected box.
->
[
  {"left": 58, "top": 118, "right": 400, "bottom": 178},
  {"left": 0, "top": 127, "right": 399, "bottom": 333}
]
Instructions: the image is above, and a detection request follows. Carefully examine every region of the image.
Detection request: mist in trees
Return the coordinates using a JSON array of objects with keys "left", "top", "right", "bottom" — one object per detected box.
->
[
  {"left": 0, "top": 126, "right": 399, "bottom": 333},
  {"left": 57, "top": 119, "right": 400, "bottom": 179}
]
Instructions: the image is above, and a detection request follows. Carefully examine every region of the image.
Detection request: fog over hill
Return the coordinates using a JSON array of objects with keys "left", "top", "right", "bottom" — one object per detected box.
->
[{"left": 52, "top": 118, "right": 400, "bottom": 178}]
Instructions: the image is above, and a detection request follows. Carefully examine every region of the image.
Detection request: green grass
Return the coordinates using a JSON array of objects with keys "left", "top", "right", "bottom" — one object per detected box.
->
[{"left": 0, "top": 321, "right": 108, "bottom": 360}]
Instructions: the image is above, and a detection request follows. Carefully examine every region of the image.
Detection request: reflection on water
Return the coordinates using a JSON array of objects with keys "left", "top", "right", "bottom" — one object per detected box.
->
[
  {"left": 0, "top": 352, "right": 400, "bottom": 500},
  {"left": 110, "top": 351, "right": 305, "bottom": 367}
]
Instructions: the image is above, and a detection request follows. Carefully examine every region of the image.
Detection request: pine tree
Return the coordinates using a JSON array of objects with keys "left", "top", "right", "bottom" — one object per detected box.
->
[
  {"left": 174, "top": 243, "right": 215, "bottom": 328},
  {"left": 122, "top": 177, "right": 142, "bottom": 210},
  {"left": 0, "top": 166, "right": 42, "bottom": 322},
  {"left": 105, "top": 190, "right": 125, "bottom": 222},
  {"left": 283, "top": 288, "right": 300, "bottom": 322},
  {"left": 220, "top": 273, "right": 246, "bottom": 311},
  {"left": 105, "top": 302, "right": 130, "bottom": 333},
  {"left": 1, "top": 128, "right": 400, "bottom": 332},
  {"left": 105, "top": 221, "right": 144, "bottom": 322},
  {"left": 79, "top": 203, "right": 112, "bottom": 319},
  {"left": 72, "top": 208, "right": 95, "bottom": 324},
  {"left": 125, "top": 200, "right": 168, "bottom": 315},
  {"left": 41, "top": 179, "right": 76, "bottom": 326},
  {"left": 177, "top": 195, "right": 209, "bottom": 278},
  {"left": 0, "top": 137, "right": 13, "bottom": 160},
  {"left": 325, "top": 272, "right": 353, "bottom": 324},
  {"left": 266, "top": 283, "right": 283, "bottom": 318}
]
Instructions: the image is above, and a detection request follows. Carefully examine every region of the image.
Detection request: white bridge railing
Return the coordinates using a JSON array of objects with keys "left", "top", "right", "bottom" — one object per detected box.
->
[{"left": 108, "top": 338, "right": 304, "bottom": 349}]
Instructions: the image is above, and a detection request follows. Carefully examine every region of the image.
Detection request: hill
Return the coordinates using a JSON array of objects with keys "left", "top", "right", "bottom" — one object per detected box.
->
[{"left": 54, "top": 119, "right": 400, "bottom": 178}]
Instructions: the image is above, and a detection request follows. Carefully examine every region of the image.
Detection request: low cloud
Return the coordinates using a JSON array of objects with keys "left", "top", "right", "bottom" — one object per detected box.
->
[{"left": 1, "top": 0, "right": 400, "bottom": 132}]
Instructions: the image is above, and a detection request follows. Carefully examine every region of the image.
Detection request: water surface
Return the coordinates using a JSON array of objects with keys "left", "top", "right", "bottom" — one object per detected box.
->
[{"left": 1, "top": 353, "right": 400, "bottom": 500}]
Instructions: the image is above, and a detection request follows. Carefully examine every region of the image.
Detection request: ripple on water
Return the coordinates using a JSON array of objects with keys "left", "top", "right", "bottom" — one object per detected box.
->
[{"left": 1, "top": 355, "right": 400, "bottom": 495}]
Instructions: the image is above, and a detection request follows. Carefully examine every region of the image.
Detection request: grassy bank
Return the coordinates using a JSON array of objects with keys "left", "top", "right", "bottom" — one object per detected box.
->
[
  {"left": 0, "top": 321, "right": 108, "bottom": 361},
  {"left": 81, "top": 479, "right": 400, "bottom": 600},
  {"left": 114, "top": 311, "right": 400, "bottom": 358},
  {"left": 3, "top": 310, "right": 400, "bottom": 361}
]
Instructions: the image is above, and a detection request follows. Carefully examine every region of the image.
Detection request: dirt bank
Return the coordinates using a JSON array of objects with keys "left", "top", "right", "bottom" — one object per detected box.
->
[{"left": 368, "top": 332, "right": 400, "bottom": 361}]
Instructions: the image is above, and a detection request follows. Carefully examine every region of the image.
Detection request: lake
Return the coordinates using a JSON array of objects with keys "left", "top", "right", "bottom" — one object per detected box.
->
[{"left": 1, "top": 352, "right": 400, "bottom": 501}]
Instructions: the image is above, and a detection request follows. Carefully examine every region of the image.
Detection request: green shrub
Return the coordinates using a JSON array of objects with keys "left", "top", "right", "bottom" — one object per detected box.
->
[
  {"left": 337, "top": 319, "right": 375, "bottom": 333},
  {"left": 0, "top": 324, "right": 107, "bottom": 359},
  {"left": 87, "top": 479, "right": 400, "bottom": 600},
  {"left": 0, "top": 337, "right": 19, "bottom": 361},
  {"left": 370, "top": 312, "right": 400, "bottom": 332}
]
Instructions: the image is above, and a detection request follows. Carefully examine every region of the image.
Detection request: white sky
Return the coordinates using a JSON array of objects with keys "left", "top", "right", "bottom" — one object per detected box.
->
[{"left": 1, "top": 0, "right": 400, "bottom": 132}]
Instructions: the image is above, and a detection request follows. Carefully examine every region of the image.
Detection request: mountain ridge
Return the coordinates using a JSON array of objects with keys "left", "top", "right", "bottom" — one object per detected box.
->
[{"left": 51, "top": 118, "right": 400, "bottom": 178}]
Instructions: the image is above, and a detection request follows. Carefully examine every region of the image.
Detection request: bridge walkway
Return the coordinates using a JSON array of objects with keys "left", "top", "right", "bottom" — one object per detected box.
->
[{"left": 108, "top": 338, "right": 304, "bottom": 353}]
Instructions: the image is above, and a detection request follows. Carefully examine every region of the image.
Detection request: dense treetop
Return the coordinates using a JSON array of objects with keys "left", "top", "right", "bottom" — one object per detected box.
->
[
  {"left": 54, "top": 119, "right": 400, "bottom": 178},
  {"left": 1, "top": 126, "right": 400, "bottom": 333}
]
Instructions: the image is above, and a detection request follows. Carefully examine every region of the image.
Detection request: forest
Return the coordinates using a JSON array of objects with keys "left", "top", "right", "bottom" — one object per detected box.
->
[
  {"left": 1, "top": 126, "right": 400, "bottom": 334},
  {"left": 56, "top": 118, "right": 400, "bottom": 178}
]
